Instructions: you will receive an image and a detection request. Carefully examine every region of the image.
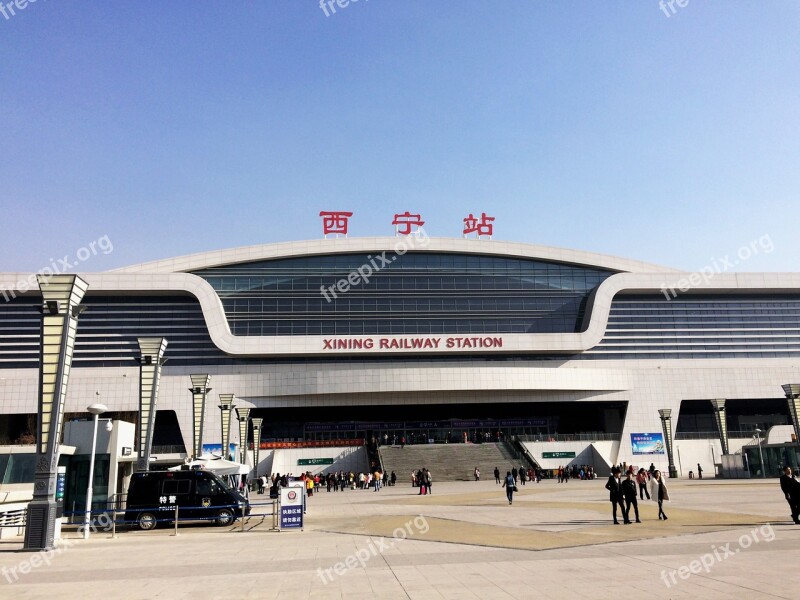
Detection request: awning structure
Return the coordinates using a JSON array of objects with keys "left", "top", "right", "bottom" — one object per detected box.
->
[{"left": 168, "top": 454, "right": 250, "bottom": 477}]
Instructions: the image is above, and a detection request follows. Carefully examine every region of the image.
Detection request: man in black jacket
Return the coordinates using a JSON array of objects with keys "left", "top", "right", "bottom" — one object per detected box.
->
[
  {"left": 621, "top": 471, "right": 640, "bottom": 523},
  {"left": 779, "top": 466, "right": 800, "bottom": 524},
  {"left": 605, "top": 467, "right": 627, "bottom": 525}
]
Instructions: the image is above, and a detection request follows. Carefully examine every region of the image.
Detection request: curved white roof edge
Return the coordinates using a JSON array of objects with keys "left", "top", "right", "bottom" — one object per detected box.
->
[
  {"left": 18, "top": 271, "right": 788, "bottom": 357},
  {"left": 110, "top": 237, "right": 680, "bottom": 275}
]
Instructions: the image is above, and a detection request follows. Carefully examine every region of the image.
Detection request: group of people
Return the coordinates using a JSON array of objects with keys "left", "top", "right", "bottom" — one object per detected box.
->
[
  {"left": 261, "top": 461, "right": 800, "bottom": 527},
  {"left": 605, "top": 466, "right": 669, "bottom": 524},
  {"left": 257, "top": 470, "right": 400, "bottom": 497},
  {"left": 557, "top": 464, "right": 596, "bottom": 482},
  {"left": 491, "top": 465, "right": 542, "bottom": 485},
  {"left": 780, "top": 466, "right": 800, "bottom": 524},
  {"left": 412, "top": 468, "right": 433, "bottom": 494}
]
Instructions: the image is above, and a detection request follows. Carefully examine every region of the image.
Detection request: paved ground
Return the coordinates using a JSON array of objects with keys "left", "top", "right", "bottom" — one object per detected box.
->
[{"left": 1, "top": 478, "right": 798, "bottom": 599}]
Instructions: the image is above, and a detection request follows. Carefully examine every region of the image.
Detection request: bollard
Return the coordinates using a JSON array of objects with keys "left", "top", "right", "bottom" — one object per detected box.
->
[
  {"left": 173, "top": 505, "right": 179, "bottom": 536},
  {"left": 241, "top": 507, "right": 245, "bottom": 533},
  {"left": 112, "top": 509, "right": 116, "bottom": 539}
]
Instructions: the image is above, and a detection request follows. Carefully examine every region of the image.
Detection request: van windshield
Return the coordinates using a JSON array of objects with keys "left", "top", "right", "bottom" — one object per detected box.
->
[{"left": 216, "top": 475, "right": 235, "bottom": 491}]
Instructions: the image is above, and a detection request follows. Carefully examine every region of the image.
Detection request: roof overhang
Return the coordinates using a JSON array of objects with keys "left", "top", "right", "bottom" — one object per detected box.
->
[{"left": 110, "top": 237, "right": 679, "bottom": 275}]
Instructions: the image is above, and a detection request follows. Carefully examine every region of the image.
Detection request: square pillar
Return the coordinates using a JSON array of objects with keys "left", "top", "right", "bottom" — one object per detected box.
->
[{"left": 25, "top": 275, "right": 89, "bottom": 551}]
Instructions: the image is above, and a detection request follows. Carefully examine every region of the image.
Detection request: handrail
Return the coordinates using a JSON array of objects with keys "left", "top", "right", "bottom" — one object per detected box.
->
[
  {"left": 516, "top": 433, "right": 621, "bottom": 442},
  {"left": 675, "top": 431, "right": 759, "bottom": 440}
]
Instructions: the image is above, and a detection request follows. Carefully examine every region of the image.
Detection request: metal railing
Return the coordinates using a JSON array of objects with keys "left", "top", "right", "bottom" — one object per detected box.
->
[
  {"left": 151, "top": 445, "right": 187, "bottom": 454},
  {"left": 0, "top": 506, "right": 26, "bottom": 538},
  {"left": 516, "top": 433, "right": 621, "bottom": 443},
  {"left": 675, "top": 431, "right": 755, "bottom": 440}
]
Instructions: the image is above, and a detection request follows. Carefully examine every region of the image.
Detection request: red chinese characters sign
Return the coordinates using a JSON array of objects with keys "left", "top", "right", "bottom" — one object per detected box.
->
[
  {"left": 319, "top": 211, "right": 353, "bottom": 236},
  {"left": 392, "top": 212, "right": 425, "bottom": 235},
  {"left": 318, "top": 211, "right": 495, "bottom": 237},
  {"left": 463, "top": 213, "right": 495, "bottom": 238}
]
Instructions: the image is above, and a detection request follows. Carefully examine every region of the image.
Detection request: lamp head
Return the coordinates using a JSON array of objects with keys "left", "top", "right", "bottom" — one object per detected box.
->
[{"left": 87, "top": 403, "right": 108, "bottom": 416}]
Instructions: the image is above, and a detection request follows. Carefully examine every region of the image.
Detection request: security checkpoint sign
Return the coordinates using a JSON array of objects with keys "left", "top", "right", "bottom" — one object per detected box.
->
[{"left": 280, "top": 486, "right": 304, "bottom": 530}]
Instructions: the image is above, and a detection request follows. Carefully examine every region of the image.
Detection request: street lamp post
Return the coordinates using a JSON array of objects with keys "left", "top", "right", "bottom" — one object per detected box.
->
[
  {"left": 754, "top": 427, "right": 766, "bottom": 479},
  {"left": 84, "top": 403, "right": 110, "bottom": 540}
]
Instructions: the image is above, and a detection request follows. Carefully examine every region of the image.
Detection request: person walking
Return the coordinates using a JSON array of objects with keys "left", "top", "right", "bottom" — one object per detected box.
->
[
  {"left": 502, "top": 471, "right": 516, "bottom": 505},
  {"left": 649, "top": 470, "right": 670, "bottom": 520},
  {"left": 636, "top": 468, "right": 650, "bottom": 500},
  {"left": 494, "top": 466, "right": 501, "bottom": 484},
  {"left": 390, "top": 471, "right": 397, "bottom": 486},
  {"left": 605, "top": 467, "right": 626, "bottom": 524},
  {"left": 519, "top": 466, "right": 526, "bottom": 486},
  {"left": 512, "top": 467, "right": 518, "bottom": 484},
  {"left": 779, "top": 466, "right": 800, "bottom": 524},
  {"left": 697, "top": 463, "right": 703, "bottom": 479},
  {"left": 621, "top": 471, "right": 641, "bottom": 523},
  {"left": 474, "top": 467, "right": 480, "bottom": 481},
  {"left": 424, "top": 469, "right": 433, "bottom": 495}
]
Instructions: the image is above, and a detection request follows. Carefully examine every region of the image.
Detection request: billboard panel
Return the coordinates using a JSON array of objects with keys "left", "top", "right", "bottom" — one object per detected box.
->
[{"left": 630, "top": 433, "right": 665, "bottom": 455}]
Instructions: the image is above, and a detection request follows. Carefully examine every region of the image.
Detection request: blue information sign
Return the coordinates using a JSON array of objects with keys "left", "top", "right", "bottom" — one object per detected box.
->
[
  {"left": 56, "top": 469, "right": 66, "bottom": 501},
  {"left": 279, "top": 487, "right": 304, "bottom": 529}
]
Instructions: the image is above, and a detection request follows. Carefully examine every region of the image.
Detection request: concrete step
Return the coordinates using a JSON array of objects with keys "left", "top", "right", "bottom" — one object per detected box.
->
[{"left": 378, "top": 443, "right": 526, "bottom": 481}]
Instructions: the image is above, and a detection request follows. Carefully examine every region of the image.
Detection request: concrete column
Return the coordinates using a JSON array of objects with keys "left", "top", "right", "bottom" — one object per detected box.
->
[
  {"left": 658, "top": 409, "right": 678, "bottom": 478},
  {"left": 235, "top": 407, "right": 250, "bottom": 465},
  {"left": 25, "top": 274, "right": 89, "bottom": 551},
  {"left": 136, "top": 338, "right": 168, "bottom": 471},
  {"left": 218, "top": 394, "right": 236, "bottom": 461},
  {"left": 710, "top": 398, "right": 729, "bottom": 456},
  {"left": 189, "top": 374, "right": 212, "bottom": 459}
]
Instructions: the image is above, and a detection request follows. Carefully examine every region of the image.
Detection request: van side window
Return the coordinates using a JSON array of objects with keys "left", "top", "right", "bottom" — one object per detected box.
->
[
  {"left": 196, "top": 479, "right": 221, "bottom": 496},
  {"left": 162, "top": 479, "right": 191, "bottom": 496}
]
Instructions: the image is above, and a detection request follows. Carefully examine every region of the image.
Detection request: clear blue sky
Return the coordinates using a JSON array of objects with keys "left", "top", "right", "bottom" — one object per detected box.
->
[{"left": 1, "top": 1, "right": 798, "bottom": 273}]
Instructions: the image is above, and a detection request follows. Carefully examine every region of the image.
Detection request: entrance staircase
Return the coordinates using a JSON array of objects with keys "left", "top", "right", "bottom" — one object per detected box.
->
[{"left": 378, "top": 443, "right": 521, "bottom": 481}]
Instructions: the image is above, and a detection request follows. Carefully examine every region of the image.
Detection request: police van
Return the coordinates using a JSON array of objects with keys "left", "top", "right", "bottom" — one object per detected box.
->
[{"left": 124, "top": 469, "right": 250, "bottom": 530}]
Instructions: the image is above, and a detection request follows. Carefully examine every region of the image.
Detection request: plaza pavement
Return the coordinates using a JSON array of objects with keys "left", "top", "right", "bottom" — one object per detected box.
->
[{"left": 0, "top": 478, "right": 798, "bottom": 599}]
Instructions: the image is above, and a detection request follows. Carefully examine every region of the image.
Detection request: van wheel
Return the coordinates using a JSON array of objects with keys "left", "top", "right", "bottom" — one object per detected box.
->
[
  {"left": 215, "top": 508, "right": 235, "bottom": 527},
  {"left": 138, "top": 512, "right": 157, "bottom": 531}
]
